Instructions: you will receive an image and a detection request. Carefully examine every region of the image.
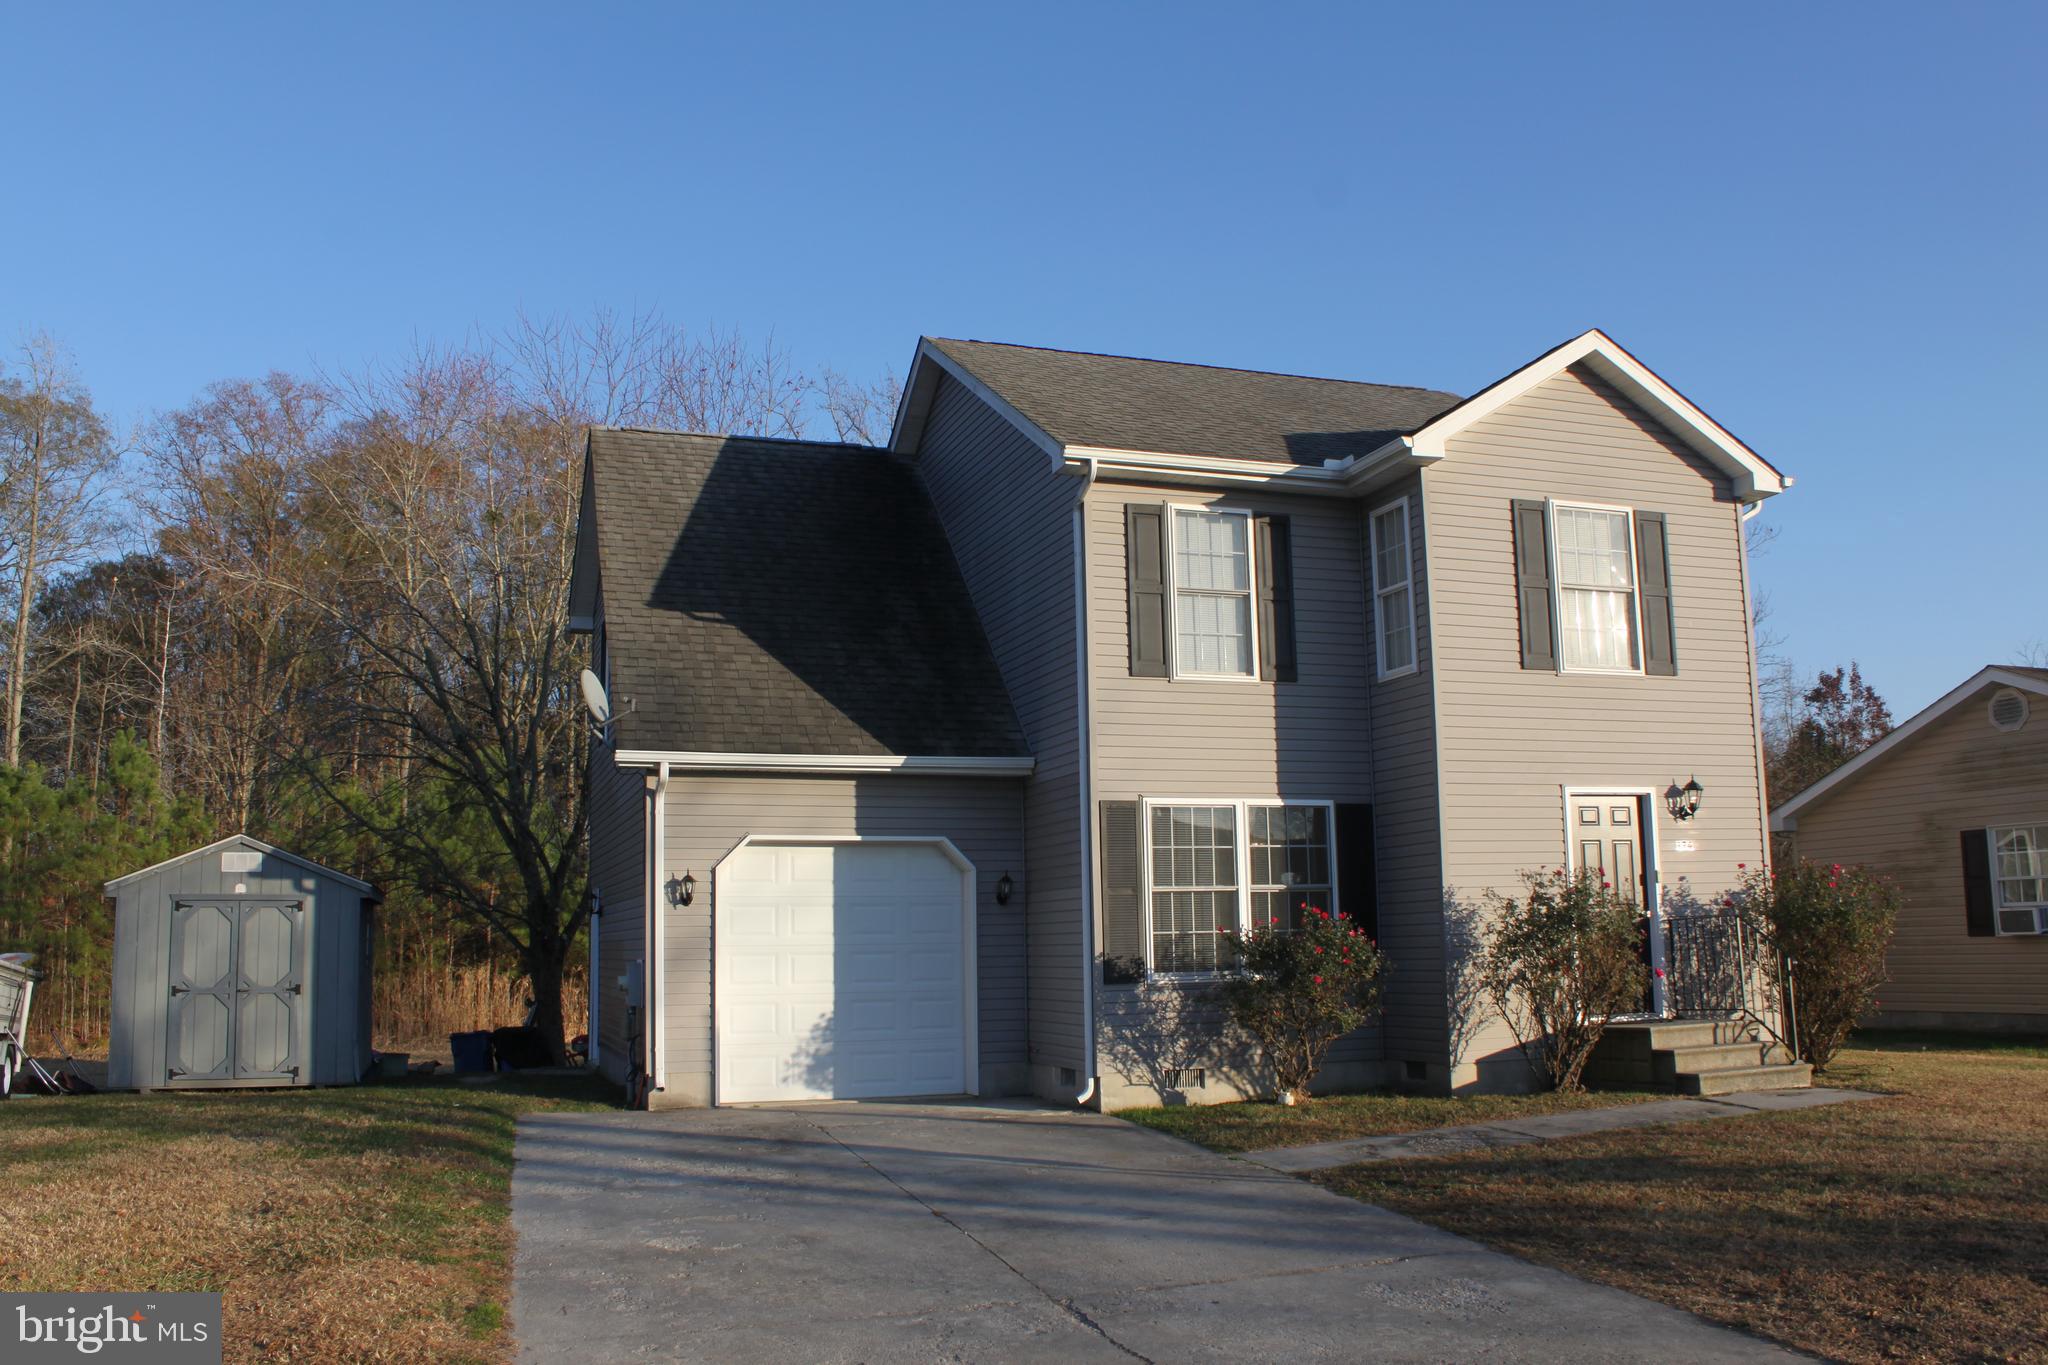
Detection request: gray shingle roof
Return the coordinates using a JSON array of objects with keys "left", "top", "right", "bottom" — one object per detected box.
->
[
  {"left": 927, "top": 338, "right": 1463, "bottom": 467},
  {"left": 584, "top": 429, "right": 1027, "bottom": 758}
]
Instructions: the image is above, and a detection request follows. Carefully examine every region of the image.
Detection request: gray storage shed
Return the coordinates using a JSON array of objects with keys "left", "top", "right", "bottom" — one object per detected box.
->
[{"left": 107, "top": 834, "right": 381, "bottom": 1090}]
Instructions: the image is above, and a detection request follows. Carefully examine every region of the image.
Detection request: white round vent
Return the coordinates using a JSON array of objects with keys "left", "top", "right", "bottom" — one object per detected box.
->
[{"left": 1989, "top": 687, "right": 2030, "bottom": 732}]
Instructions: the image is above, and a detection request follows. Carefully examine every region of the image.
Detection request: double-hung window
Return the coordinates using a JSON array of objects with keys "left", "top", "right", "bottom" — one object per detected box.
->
[
  {"left": 1552, "top": 503, "right": 1642, "bottom": 672},
  {"left": 1149, "top": 804, "right": 1239, "bottom": 971},
  {"left": 1171, "top": 508, "right": 1255, "bottom": 678},
  {"left": 1146, "top": 800, "right": 1338, "bottom": 972},
  {"left": 1370, "top": 499, "right": 1415, "bottom": 678},
  {"left": 1992, "top": 825, "right": 2048, "bottom": 934},
  {"left": 1250, "top": 804, "right": 1334, "bottom": 931}
]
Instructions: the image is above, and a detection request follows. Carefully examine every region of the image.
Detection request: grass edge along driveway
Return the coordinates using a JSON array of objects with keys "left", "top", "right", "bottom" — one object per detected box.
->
[
  {"left": 0, "top": 1073, "right": 616, "bottom": 1363},
  {"left": 1292, "top": 1035, "right": 2043, "bottom": 1364}
]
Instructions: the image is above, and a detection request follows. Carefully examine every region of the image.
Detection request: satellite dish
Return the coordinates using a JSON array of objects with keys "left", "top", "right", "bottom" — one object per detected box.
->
[{"left": 579, "top": 669, "right": 612, "bottom": 726}]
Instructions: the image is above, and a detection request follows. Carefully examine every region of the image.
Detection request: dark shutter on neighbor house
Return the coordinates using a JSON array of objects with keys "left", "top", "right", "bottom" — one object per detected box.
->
[
  {"left": 1100, "top": 801, "right": 1147, "bottom": 982},
  {"left": 1255, "top": 515, "right": 1297, "bottom": 683},
  {"left": 1635, "top": 510, "right": 1677, "bottom": 676},
  {"left": 1962, "top": 828, "right": 1996, "bottom": 937},
  {"left": 1335, "top": 803, "right": 1377, "bottom": 944},
  {"left": 1511, "top": 500, "right": 1556, "bottom": 671},
  {"left": 1127, "top": 504, "right": 1170, "bottom": 677}
]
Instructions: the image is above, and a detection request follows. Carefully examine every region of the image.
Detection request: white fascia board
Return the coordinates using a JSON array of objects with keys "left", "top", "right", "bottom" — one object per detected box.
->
[
  {"left": 1406, "top": 329, "right": 1788, "bottom": 502},
  {"left": 613, "top": 750, "right": 1037, "bottom": 777},
  {"left": 1769, "top": 667, "right": 2048, "bottom": 829},
  {"left": 893, "top": 340, "right": 1065, "bottom": 462},
  {"left": 1061, "top": 445, "right": 1353, "bottom": 494}
]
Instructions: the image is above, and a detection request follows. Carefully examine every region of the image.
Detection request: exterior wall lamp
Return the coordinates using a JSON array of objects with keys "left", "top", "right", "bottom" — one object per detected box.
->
[
  {"left": 995, "top": 871, "right": 1015, "bottom": 906},
  {"left": 1667, "top": 777, "right": 1704, "bottom": 821},
  {"left": 667, "top": 871, "right": 694, "bottom": 907}
]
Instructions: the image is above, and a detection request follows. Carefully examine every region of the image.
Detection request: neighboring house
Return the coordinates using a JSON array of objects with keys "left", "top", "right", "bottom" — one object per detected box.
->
[
  {"left": 1771, "top": 665, "right": 2048, "bottom": 1031},
  {"left": 569, "top": 328, "right": 1789, "bottom": 1108}
]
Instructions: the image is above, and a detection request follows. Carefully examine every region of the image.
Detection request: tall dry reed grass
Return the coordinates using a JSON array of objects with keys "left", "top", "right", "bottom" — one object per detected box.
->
[{"left": 373, "top": 961, "right": 589, "bottom": 1054}]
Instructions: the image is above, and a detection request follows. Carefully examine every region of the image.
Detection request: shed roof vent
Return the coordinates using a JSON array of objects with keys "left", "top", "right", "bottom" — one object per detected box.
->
[
  {"left": 1989, "top": 688, "right": 2029, "bottom": 733},
  {"left": 221, "top": 850, "right": 263, "bottom": 873}
]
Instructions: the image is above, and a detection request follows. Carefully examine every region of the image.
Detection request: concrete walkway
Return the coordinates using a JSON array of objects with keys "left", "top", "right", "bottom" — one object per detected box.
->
[
  {"left": 1241, "top": 1086, "right": 1884, "bottom": 1173},
  {"left": 512, "top": 1099, "right": 1796, "bottom": 1363}
]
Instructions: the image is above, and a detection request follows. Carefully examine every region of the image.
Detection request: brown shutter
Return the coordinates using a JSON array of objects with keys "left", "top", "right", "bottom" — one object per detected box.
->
[
  {"left": 1126, "top": 504, "right": 1170, "bottom": 678},
  {"left": 1962, "top": 829, "right": 1996, "bottom": 937},
  {"left": 1511, "top": 500, "right": 1556, "bottom": 671},
  {"left": 1255, "top": 515, "right": 1297, "bottom": 683},
  {"left": 1100, "top": 801, "right": 1147, "bottom": 982},
  {"left": 1635, "top": 510, "right": 1677, "bottom": 676},
  {"left": 1335, "top": 803, "right": 1377, "bottom": 944}
]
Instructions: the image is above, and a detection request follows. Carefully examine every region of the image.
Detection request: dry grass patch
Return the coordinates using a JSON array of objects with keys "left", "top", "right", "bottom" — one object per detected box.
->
[
  {"left": 0, "top": 1075, "right": 614, "bottom": 1362},
  {"left": 1316, "top": 1034, "right": 2048, "bottom": 1364},
  {"left": 1117, "top": 1085, "right": 1662, "bottom": 1153}
]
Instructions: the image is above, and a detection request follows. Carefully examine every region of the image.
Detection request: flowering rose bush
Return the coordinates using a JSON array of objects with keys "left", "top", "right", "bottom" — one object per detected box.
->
[
  {"left": 1730, "top": 860, "right": 1898, "bottom": 1070},
  {"left": 1219, "top": 905, "right": 1386, "bottom": 1100},
  {"left": 1478, "top": 867, "right": 1643, "bottom": 1092}
]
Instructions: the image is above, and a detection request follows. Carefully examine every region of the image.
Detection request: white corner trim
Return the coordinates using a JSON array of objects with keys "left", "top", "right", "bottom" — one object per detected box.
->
[
  {"left": 613, "top": 750, "right": 1036, "bottom": 776},
  {"left": 1400, "top": 329, "right": 1787, "bottom": 502},
  {"left": 1769, "top": 667, "right": 2048, "bottom": 830},
  {"left": 898, "top": 340, "right": 1066, "bottom": 461}
]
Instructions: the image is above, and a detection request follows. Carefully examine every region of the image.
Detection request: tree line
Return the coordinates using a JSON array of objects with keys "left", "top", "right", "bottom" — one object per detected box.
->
[{"left": 0, "top": 313, "right": 897, "bottom": 1058}]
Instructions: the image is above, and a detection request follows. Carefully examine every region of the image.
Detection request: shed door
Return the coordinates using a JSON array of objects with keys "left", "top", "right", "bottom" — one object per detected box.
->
[
  {"left": 235, "top": 902, "right": 304, "bottom": 1080},
  {"left": 166, "top": 899, "right": 304, "bottom": 1084},
  {"left": 715, "top": 842, "right": 970, "bottom": 1104}
]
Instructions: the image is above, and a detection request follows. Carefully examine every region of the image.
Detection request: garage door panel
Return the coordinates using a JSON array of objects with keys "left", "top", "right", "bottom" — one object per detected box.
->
[{"left": 717, "top": 841, "right": 969, "bottom": 1103}]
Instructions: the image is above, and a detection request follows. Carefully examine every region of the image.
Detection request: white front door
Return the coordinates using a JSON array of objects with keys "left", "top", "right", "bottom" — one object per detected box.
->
[{"left": 715, "top": 840, "right": 972, "bottom": 1103}]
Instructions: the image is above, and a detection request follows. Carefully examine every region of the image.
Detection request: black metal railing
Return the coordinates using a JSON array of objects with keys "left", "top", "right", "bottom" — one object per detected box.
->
[{"left": 1662, "top": 909, "right": 1800, "bottom": 1058}]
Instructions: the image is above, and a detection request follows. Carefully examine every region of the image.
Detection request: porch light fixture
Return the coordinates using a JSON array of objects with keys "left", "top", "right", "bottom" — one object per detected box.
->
[
  {"left": 1667, "top": 777, "right": 1704, "bottom": 821},
  {"left": 667, "top": 871, "right": 694, "bottom": 907},
  {"left": 995, "top": 871, "right": 1014, "bottom": 906}
]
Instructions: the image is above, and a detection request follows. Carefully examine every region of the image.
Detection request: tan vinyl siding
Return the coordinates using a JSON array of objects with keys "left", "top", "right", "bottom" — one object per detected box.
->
[
  {"left": 586, "top": 749, "right": 646, "bottom": 1088},
  {"left": 1086, "top": 484, "right": 1383, "bottom": 1101},
  {"left": 661, "top": 773, "right": 1028, "bottom": 1102},
  {"left": 1786, "top": 686, "right": 2048, "bottom": 1023},
  {"left": 916, "top": 375, "right": 1088, "bottom": 1077},
  {"left": 1426, "top": 365, "right": 1770, "bottom": 1089},
  {"left": 1361, "top": 476, "right": 1449, "bottom": 1073}
]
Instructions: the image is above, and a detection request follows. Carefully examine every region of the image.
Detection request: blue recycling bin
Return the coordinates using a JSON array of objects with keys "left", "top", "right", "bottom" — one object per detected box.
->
[{"left": 449, "top": 1031, "right": 493, "bottom": 1073}]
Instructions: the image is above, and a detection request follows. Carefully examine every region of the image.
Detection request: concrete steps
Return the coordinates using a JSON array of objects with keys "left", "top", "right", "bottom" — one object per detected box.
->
[
  {"left": 1588, "top": 1017, "right": 1810, "bottom": 1096},
  {"left": 1680, "top": 1060, "right": 1814, "bottom": 1096}
]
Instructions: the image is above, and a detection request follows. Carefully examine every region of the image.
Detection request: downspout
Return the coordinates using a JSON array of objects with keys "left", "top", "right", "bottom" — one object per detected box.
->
[
  {"left": 1070, "top": 454, "right": 1100, "bottom": 1107},
  {"left": 649, "top": 760, "right": 670, "bottom": 1100},
  {"left": 588, "top": 889, "right": 601, "bottom": 1070}
]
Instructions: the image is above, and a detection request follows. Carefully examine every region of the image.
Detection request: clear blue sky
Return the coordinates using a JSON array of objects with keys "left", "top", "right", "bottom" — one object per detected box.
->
[{"left": 3, "top": 4, "right": 2042, "bottom": 714}]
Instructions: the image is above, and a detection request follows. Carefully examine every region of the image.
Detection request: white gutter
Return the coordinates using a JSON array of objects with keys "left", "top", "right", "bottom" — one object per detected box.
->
[
  {"left": 649, "top": 760, "right": 670, "bottom": 1100},
  {"left": 614, "top": 750, "right": 1034, "bottom": 776},
  {"left": 1070, "top": 454, "right": 1101, "bottom": 1108}
]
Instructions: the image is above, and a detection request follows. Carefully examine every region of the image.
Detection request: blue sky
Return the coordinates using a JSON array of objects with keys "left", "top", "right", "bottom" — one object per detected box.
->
[{"left": 2, "top": 3, "right": 2041, "bottom": 714}]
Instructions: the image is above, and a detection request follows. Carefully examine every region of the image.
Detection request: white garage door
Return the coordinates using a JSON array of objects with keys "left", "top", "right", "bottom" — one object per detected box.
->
[{"left": 715, "top": 840, "right": 971, "bottom": 1103}]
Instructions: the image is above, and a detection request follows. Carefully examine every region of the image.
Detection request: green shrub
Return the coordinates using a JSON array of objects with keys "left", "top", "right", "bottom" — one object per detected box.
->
[
  {"left": 1479, "top": 868, "right": 1643, "bottom": 1092},
  {"left": 1220, "top": 906, "right": 1386, "bottom": 1100},
  {"left": 1731, "top": 861, "right": 1898, "bottom": 1070}
]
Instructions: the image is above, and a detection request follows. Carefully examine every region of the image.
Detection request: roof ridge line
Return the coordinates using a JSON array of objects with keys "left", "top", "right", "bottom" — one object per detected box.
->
[
  {"left": 927, "top": 336, "right": 1456, "bottom": 396},
  {"left": 592, "top": 425, "right": 883, "bottom": 452}
]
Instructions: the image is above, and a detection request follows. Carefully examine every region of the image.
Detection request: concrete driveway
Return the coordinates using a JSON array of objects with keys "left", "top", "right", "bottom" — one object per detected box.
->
[{"left": 511, "top": 1100, "right": 1791, "bottom": 1363}]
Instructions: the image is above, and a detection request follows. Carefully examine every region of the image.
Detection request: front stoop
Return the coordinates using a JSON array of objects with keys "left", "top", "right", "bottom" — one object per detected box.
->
[{"left": 1588, "top": 1019, "right": 1812, "bottom": 1096}]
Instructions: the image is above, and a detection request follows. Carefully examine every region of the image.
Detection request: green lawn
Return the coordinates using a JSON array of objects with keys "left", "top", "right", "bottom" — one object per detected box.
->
[
  {"left": 1314, "top": 1034, "right": 2048, "bottom": 1364},
  {"left": 1117, "top": 1084, "right": 1663, "bottom": 1153},
  {"left": 0, "top": 1073, "right": 616, "bottom": 1363}
]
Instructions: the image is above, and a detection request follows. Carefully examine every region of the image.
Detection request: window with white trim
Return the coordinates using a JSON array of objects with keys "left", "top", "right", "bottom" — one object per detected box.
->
[
  {"left": 1171, "top": 508, "right": 1254, "bottom": 678},
  {"left": 1552, "top": 503, "right": 1642, "bottom": 672},
  {"left": 1146, "top": 800, "right": 1337, "bottom": 971},
  {"left": 1370, "top": 499, "right": 1415, "bottom": 678},
  {"left": 1992, "top": 825, "right": 2048, "bottom": 934},
  {"left": 1149, "top": 804, "right": 1239, "bottom": 971},
  {"left": 1250, "top": 804, "right": 1333, "bottom": 931}
]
